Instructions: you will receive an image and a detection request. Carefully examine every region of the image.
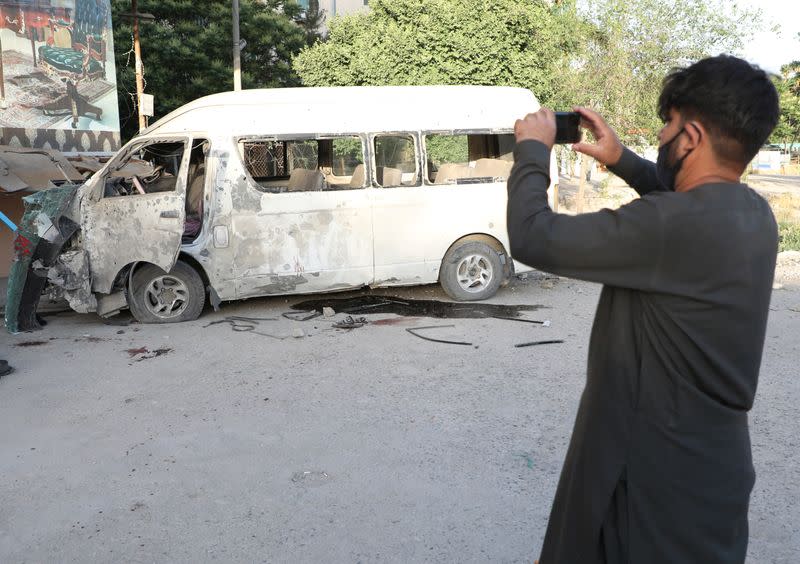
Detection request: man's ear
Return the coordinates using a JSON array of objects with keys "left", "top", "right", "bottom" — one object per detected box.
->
[{"left": 683, "top": 121, "right": 705, "bottom": 150}]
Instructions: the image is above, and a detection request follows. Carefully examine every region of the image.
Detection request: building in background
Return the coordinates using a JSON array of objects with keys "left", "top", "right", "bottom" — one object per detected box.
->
[
  {"left": 0, "top": 0, "right": 121, "bottom": 277},
  {"left": 298, "top": 0, "right": 369, "bottom": 32}
]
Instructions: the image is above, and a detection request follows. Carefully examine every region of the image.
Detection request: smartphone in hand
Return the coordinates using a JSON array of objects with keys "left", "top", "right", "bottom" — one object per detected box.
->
[{"left": 555, "top": 112, "right": 581, "bottom": 144}]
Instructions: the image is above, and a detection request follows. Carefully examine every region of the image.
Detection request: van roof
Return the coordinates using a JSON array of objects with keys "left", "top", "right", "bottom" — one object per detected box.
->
[{"left": 144, "top": 85, "right": 539, "bottom": 137}]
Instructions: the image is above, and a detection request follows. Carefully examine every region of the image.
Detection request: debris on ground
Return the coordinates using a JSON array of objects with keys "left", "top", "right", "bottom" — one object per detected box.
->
[
  {"left": 14, "top": 340, "right": 48, "bottom": 347},
  {"left": 293, "top": 295, "right": 542, "bottom": 320},
  {"left": 333, "top": 316, "right": 368, "bottom": 329},
  {"left": 126, "top": 347, "right": 173, "bottom": 362},
  {"left": 405, "top": 325, "right": 472, "bottom": 346},
  {"left": 492, "top": 316, "right": 551, "bottom": 326},
  {"left": 291, "top": 470, "right": 330, "bottom": 485},
  {"left": 282, "top": 311, "right": 321, "bottom": 322},
  {"left": 322, "top": 307, "right": 335, "bottom": 318},
  {"left": 514, "top": 339, "right": 565, "bottom": 348},
  {"left": 204, "top": 316, "right": 288, "bottom": 339},
  {"left": 73, "top": 336, "right": 104, "bottom": 343}
]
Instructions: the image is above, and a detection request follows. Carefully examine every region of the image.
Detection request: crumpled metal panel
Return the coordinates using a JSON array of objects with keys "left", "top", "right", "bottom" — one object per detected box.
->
[
  {"left": 0, "top": 148, "right": 84, "bottom": 193},
  {"left": 5, "top": 185, "right": 79, "bottom": 333}
]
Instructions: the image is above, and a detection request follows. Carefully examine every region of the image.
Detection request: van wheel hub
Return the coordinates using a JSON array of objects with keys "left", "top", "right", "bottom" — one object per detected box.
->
[
  {"left": 456, "top": 254, "right": 493, "bottom": 293},
  {"left": 144, "top": 275, "right": 189, "bottom": 318}
]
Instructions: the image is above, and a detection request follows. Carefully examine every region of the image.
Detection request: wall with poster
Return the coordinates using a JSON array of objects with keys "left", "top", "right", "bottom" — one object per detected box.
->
[{"left": 0, "top": 0, "right": 120, "bottom": 153}]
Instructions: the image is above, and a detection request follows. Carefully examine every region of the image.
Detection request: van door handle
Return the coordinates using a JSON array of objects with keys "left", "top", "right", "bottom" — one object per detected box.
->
[{"left": 160, "top": 210, "right": 179, "bottom": 219}]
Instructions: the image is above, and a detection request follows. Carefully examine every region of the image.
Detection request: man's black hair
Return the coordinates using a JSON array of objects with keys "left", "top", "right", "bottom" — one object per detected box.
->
[{"left": 658, "top": 55, "right": 779, "bottom": 167}]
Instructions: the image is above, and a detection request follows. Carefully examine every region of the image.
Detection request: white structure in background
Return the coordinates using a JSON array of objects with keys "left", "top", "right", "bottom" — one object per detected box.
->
[{"left": 297, "top": 0, "right": 369, "bottom": 31}]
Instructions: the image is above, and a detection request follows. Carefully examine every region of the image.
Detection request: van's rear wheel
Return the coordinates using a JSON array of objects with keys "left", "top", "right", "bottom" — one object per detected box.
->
[
  {"left": 128, "top": 261, "right": 205, "bottom": 323},
  {"left": 439, "top": 238, "right": 504, "bottom": 301}
]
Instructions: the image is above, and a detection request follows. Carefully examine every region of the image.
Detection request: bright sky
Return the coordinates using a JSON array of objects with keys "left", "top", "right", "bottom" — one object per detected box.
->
[{"left": 736, "top": 0, "right": 800, "bottom": 73}]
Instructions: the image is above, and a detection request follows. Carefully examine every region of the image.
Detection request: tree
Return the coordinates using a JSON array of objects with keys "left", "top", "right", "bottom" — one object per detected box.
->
[
  {"left": 296, "top": 0, "right": 326, "bottom": 45},
  {"left": 111, "top": 0, "right": 308, "bottom": 142},
  {"left": 293, "top": 0, "right": 583, "bottom": 105},
  {"left": 770, "top": 62, "right": 800, "bottom": 154},
  {"left": 558, "top": 0, "right": 763, "bottom": 146}
]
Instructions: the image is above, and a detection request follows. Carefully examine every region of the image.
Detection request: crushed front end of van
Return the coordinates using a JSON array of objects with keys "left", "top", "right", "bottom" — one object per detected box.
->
[{"left": 5, "top": 185, "right": 96, "bottom": 333}]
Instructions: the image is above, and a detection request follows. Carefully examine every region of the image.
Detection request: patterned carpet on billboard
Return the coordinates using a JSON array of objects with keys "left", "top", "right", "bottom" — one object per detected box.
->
[{"left": 0, "top": 50, "right": 115, "bottom": 129}]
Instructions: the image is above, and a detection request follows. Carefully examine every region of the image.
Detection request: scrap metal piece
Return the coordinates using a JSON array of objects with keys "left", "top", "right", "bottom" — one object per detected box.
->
[
  {"left": 514, "top": 339, "right": 565, "bottom": 348},
  {"left": 0, "top": 148, "right": 84, "bottom": 193},
  {"left": 96, "top": 292, "right": 127, "bottom": 318},
  {"left": 282, "top": 310, "right": 322, "bottom": 322},
  {"left": 203, "top": 316, "right": 284, "bottom": 339},
  {"left": 493, "top": 315, "right": 551, "bottom": 326},
  {"left": 333, "top": 315, "right": 368, "bottom": 329},
  {"left": 405, "top": 325, "right": 472, "bottom": 346},
  {"left": 47, "top": 249, "right": 96, "bottom": 313}
]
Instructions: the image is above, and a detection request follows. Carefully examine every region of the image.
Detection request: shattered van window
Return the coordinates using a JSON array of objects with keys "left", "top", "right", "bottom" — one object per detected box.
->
[
  {"left": 240, "top": 136, "right": 366, "bottom": 192},
  {"left": 424, "top": 133, "right": 514, "bottom": 185},
  {"left": 104, "top": 142, "right": 187, "bottom": 197},
  {"left": 374, "top": 135, "right": 419, "bottom": 187}
]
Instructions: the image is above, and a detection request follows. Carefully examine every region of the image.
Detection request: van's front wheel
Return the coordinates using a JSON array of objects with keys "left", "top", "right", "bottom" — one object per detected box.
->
[
  {"left": 439, "top": 238, "right": 504, "bottom": 301},
  {"left": 128, "top": 261, "right": 205, "bottom": 323}
]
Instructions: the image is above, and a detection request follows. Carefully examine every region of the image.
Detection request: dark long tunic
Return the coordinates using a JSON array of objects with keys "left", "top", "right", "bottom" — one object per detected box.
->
[{"left": 507, "top": 141, "right": 778, "bottom": 563}]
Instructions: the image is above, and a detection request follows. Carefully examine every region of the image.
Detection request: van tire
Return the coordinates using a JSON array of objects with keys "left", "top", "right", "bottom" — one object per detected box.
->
[
  {"left": 128, "top": 261, "right": 205, "bottom": 324},
  {"left": 439, "top": 238, "right": 504, "bottom": 301}
]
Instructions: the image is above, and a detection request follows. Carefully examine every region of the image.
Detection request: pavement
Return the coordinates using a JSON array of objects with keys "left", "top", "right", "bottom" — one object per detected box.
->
[{"left": 1, "top": 274, "right": 799, "bottom": 563}]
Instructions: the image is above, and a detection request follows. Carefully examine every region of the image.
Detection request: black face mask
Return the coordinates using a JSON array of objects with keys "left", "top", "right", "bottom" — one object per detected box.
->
[{"left": 655, "top": 127, "right": 691, "bottom": 191}]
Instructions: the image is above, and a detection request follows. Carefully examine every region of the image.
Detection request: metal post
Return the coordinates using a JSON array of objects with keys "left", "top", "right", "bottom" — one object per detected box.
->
[
  {"left": 577, "top": 154, "right": 590, "bottom": 214},
  {"left": 132, "top": 0, "right": 146, "bottom": 132},
  {"left": 232, "top": 0, "right": 242, "bottom": 91},
  {"left": 0, "top": 33, "right": 6, "bottom": 108}
]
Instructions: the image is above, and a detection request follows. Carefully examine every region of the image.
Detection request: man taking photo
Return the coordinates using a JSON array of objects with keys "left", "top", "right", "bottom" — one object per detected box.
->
[{"left": 507, "top": 55, "right": 780, "bottom": 563}]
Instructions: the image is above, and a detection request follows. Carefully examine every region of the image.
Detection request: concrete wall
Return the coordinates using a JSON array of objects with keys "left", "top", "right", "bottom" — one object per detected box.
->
[{"left": 0, "top": 194, "right": 25, "bottom": 277}]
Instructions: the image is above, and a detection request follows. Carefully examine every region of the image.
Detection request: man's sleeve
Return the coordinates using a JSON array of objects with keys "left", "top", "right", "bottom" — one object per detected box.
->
[
  {"left": 607, "top": 147, "right": 665, "bottom": 196},
  {"left": 507, "top": 140, "right": 665, "bottom": 290}
]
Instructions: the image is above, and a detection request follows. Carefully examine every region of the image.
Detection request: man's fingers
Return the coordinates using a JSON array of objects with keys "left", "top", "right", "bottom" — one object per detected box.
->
[
  {"left": 573, "top": 106, "right": 608, "bottom": 135},
  {"left": 573, "top": 106, "right": 603, "bottom": 124},
  {"left": 571, "top": 142, "right": 590, "bottom": 154}
]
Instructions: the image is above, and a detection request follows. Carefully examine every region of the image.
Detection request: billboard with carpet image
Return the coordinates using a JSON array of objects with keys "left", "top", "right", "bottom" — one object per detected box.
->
[{"left": 0, "top": 0, "right": 120, "bottom": 153}]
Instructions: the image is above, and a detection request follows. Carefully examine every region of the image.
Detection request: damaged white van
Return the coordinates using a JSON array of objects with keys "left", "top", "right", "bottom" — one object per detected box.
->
[{"left": 6, "top": 86, "right": 555, "bottom": 331}]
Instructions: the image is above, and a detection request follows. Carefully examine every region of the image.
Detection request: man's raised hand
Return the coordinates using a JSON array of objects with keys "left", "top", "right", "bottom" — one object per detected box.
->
[
  {"left": 514, "top": 108, "right": 557, "bottom": 149},
  {"left": 571, "top": 107, "right": 624, "bottom": 167}
]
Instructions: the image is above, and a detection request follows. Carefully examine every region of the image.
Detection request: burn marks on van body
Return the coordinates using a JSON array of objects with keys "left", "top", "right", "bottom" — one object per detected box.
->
[{"left": 231, "top": 201, "right": 373, "bottom": 298}]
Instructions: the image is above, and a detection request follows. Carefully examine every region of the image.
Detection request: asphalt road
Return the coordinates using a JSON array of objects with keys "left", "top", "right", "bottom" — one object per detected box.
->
[{"left": 1, "top": 276, "right": 798, "bottom": 563}]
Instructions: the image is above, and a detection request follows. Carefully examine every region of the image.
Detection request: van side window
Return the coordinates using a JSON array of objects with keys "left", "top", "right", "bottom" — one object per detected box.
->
[
  {"left": 425, "top": 133, "right": 514, "bottom": 185},
  {"left": 239, "top": 136, "right": 366, "bottom": 192},
  {"left": 103, "top": 141, "right": 186, "bottom": 197},
  {"left": 373, "top": 135, "right": 419, "bottom": 187}
]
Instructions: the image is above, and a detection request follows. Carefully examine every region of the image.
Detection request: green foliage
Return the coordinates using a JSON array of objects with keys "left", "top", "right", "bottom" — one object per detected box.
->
[
  {"left": 111, "top": 0, "right": 308, "bottom": 142},
  {"left": 770, "top": 62, "right": 800, "bottom": 151},
  {"left": 426, "top": 135, "right": 469, "bottom": 167},
  {"left": 779, "top": 221, "right": 800, "bottom": 252},
  {"left": 296, "top": 0, "right": 326, "bottom": 45},
  {"left": 559, "top": 0, "right": 761, "bottom": 146},
  {"left": 293, "top": 0, "right": 761, "bottom": 148},
  {"left": 293, "top": 0, "right": 582, "bottom": 103}
]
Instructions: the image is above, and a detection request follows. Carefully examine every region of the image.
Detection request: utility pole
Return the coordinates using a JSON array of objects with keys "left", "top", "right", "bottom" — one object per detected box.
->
[
  {"left": 232, "top": 0, "right": 242, "bottom": 91},
  {"left": 132, "top": 0, "right": 146, "bottom": 131}
]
